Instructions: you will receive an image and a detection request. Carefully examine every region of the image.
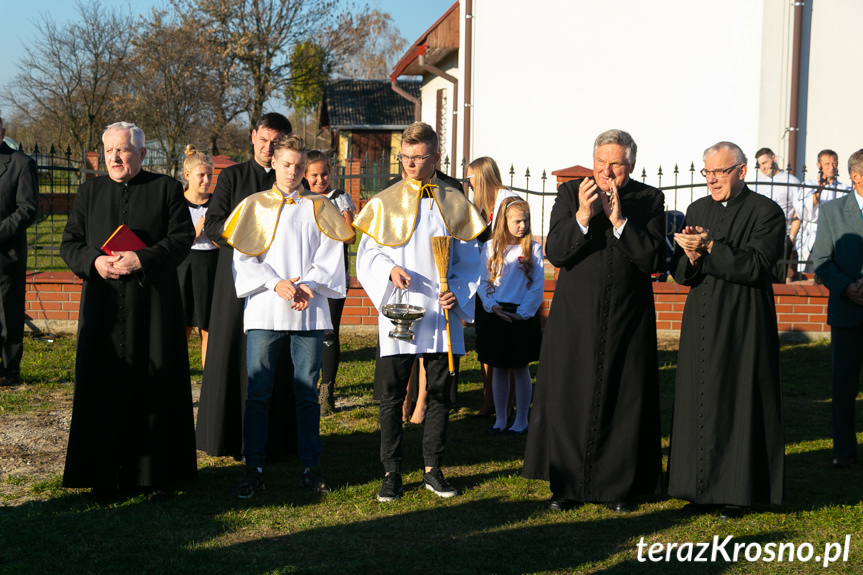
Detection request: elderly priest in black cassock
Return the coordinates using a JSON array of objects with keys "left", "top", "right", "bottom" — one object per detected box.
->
[
  {"left": 668, "top": 141, "right": 785, "bottom": 521},
  {"left": 60, "top": 122, "right": 196, "bottom": 496},
  {"left": 195, "top": 112, "right": 297, "bottom": 460},
  {"left": 523, "top": 129, "right": 664, "bottom": 513}
]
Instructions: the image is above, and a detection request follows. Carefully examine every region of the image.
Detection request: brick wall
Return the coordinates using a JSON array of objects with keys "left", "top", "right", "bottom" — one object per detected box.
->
[{"left": 26, "top": 272, "right": 831, "bottom": 339}]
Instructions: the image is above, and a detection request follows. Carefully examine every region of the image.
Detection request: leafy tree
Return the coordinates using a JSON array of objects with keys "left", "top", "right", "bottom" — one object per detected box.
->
[
  {"left": 284, "top": 41, "right": 329, "bottom": 118},
  {"left": 171, "top": 0, "right": 346, "bottom": 130}
]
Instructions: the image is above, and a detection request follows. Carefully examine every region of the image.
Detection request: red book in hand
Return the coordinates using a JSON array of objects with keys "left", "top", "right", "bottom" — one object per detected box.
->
[{"left": 102, "top": 225, "right": 146, "bottom": 256}]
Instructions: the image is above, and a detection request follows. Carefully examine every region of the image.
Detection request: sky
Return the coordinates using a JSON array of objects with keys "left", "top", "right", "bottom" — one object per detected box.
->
[{"left": 0, "top": 0, "right": 457, "bottom": 117}]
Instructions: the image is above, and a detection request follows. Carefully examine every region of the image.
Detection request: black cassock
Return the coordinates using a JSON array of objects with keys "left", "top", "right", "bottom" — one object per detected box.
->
[
  {"left": 522, "top": 178, "right": 664, "bottom": 502},
  {"left": 60, "top": 171, "right": 197, "bottom": 489},
  {"left": 195, "top": 160, "right": 296, "bottom": 460},
  {"left": 668, "top": 186, "right": 785, "bottom": 506}
]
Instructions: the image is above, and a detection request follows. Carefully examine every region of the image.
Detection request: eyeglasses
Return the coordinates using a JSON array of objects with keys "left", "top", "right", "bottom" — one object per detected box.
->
[
  {"left": 700, "top": 163, "right": 743, "bottom": 178},
  {"left": 397, "top": 152, "right": 435, "bottom": 164}
]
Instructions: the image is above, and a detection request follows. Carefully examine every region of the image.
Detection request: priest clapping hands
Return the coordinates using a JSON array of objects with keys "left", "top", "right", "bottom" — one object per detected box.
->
[{"left": 674, "top": 225, "right": 714, "bottom": 265}]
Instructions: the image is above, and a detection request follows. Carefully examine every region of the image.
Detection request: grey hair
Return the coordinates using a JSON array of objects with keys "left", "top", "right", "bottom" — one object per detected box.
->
[
  {"left": 103, "top": 121, "right": 145, "bottom": 151},
  {"left": 593, "top": 129, "right": 637, "bottom": 165},
  {"left": 703, "top": 141, "right": 747, "bottom": 165},
  {"left": 848, "top": 149, "right": 863, "bottom": 178}
]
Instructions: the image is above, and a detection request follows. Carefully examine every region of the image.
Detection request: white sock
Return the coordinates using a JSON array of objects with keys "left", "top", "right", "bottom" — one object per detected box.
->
[
  {"left": 492, "top": 367, "right": 510, "bottom": 430},
  {"left": 509, "top": 366, "right": 532, "bottom": 432}
]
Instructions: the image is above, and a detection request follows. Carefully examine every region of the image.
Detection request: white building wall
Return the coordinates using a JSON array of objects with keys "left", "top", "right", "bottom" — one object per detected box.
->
[
  {"left": 419, "top": 53, "right": 460, "bottom": 178},
  {"left": 797, "top": 0, "right": 863, "bottom": 179},
  {"left": 466, "top": 0, "right": 765, "bottom": 216}
]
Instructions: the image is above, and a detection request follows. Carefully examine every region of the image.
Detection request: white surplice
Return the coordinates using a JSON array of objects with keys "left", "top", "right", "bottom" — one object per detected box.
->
[
  {"left": 356, "top": 197, "right": 481, "bottom": 357},
  {"left": 233, "top": 194, "right": 346, "bottom": 333}
]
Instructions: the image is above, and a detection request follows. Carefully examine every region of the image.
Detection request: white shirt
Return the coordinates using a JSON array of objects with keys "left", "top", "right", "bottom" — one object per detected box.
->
[
  {"left": 233, "top": 192, "right": 346, "bottom": 333},
  {"left": 356, "top": 198, "right": 481, "bottom": 357},
  {"left": 751, "top": 171, "right": 801, "bottom": 229},
  {"left": 188, "top": 202, "right": 217, "bottom": 250},
  {"left": 478, "top": 241, "right": 545, "bottom": 319}
]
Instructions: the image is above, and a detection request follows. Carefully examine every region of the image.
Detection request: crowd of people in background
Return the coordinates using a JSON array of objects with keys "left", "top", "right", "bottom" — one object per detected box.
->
[{"left": 2, "top": 110, "right": 859, "bottom": 520}]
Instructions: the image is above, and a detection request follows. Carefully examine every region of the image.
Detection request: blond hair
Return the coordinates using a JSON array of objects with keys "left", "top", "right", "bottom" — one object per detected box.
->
[
  {"left": 183, "top": 144, "right": 213, "bottom": 173},
  {"left": 468, "top": 156, "right": 506, "bottom": 221},
  {"left": 272, "top": 133, "right": 306, "bottom": 157},
  {"left": 485, "top": 197, "right": 535, "bottom": 297}
]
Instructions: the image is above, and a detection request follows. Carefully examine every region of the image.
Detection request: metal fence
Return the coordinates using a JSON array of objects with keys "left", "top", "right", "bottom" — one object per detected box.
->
[{"left": 25, "top": 145, "right": 845, "bottom": 275}]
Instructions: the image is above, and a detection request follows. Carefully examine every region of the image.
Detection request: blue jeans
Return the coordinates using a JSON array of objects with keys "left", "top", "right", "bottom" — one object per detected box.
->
[{"left": 243, "top": 329, "right": 324, "bottom": 469}]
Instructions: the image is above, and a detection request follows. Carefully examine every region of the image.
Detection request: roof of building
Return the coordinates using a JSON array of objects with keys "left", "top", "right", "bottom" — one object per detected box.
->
[
  {"left": 320, "top": 79, "right": 421, "bottom": 130},
  {"left": 390, "top": 2, "right": 459, "bottom": 79}
]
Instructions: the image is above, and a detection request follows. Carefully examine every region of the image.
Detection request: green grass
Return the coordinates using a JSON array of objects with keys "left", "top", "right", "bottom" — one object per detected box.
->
[{"left": 1, "top": 333, "right": 861, "bottom": 574}]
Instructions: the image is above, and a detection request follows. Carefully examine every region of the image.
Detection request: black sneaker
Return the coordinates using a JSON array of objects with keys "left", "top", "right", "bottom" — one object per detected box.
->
[
  {"left": 231, "top": 467, "right": 264, "bottom": 499},
  {"left": 377, "top": 472, "right": 403, "bottom": 502},
  {"left": 300, "top": 467, "right": 332, "bottom": 495},
  {"left": 422, "top": 468, "right": 458, "bottom": 498}
]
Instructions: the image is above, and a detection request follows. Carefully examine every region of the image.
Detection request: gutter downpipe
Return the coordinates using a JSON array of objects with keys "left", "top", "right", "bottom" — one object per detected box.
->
[
  {"left": 788, "top": 1, "right": 804, "bottom": 174},
  {"left": 462, "top": 0, "right": 473, "bottom": 179},
  {"left": 419, "top": 54, "right": 459, "bottom": 178},
  {"left": 390, "top": 79, "right": 421, "bottom": 122}
]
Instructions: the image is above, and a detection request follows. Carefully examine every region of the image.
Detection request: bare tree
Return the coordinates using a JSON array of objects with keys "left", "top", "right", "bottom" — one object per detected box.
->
[
  {"left": 171, "top": 0, "right": 347, "bottom": 130},
  {"left": 334, "top": 9, "right": 407, "bottom": 80},
  {"left": 124, "top": 10, "right": 238, "bottom": 175},
  {"left": 2, "top": 2, "right": 132, "bottom": 156}
]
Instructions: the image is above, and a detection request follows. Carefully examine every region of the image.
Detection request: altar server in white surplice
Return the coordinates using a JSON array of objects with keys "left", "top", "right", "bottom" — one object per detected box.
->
[
  {"left": 355, "top": 122, "right": 485, "bottom": 503},
  {"left": 224, "top": 133, "right": 353, "bottom": 500}
]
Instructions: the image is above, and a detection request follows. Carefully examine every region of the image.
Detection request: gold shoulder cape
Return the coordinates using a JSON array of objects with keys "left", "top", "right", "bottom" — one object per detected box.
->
[
  {"left": 353, "top": 176, "right": 486, "bottom": 246},
  {"left": 223, "top": 187, "right": 355, "bottom": 256}
]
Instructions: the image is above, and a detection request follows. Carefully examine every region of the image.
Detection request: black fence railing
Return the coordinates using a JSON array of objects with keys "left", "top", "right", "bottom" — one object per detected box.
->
[{"left": 23, "top": 144, "right": 847, "bottom": 278}]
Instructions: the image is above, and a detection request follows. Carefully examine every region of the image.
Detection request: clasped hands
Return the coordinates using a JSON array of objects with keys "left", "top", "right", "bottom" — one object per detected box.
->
[
  {"left": 674, "top": 226, "right": 714, "bottom": 265},
  {"left": 491, "top": 305, "right": 521, "bottom": 323},
  {"left": 96, "top": 251, "right": 141, "bottom": 280},
  {"left": 391, "top": 266, "right": 456, "bottom": 310},
  {"left": 275, "top": 277, "right": 314, "bottom": 311},
  {"left": 843, "top": 278, "right": 863, "bottom": 306},
  {"left": 575, "top": 177, "right": 624, "bottom": 229}
]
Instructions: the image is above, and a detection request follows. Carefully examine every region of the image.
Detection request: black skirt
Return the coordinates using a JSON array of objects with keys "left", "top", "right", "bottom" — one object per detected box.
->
[
  {"left": 475, "top": 301, "right": 542, "bottom": 368},
  {"left": 177, "top": 249, "right": 219, "bottom": 329}
]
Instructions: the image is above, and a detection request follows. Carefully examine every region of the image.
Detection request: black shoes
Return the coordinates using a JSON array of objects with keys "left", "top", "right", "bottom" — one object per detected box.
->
[
  {"left": 0, "top": 372, "right": 20, "bottom": 387},
  {"left": 547, "top": 495, "right": 580, "bottom": 512},
  {"left": 832, "top": 456, "right": 855, "bottom": 469},
  {"left": 718, "top": 505, "right": 747, "bottom": 521},
  {"left": 377, "top": 472, "right": 403, "bottom": 502},
  {"left": 605, "top": 501, "right": 631, "bottom": 513},
  {"left": 319, "top": 382, "right": 335, "bottom": 415},
  {"left": 422, "top": 468, "right": 458, "bottom": 498},
  {"left": 300, "top": 467, "right": 331, "bottom": 495},
  {"left": 682, "top": 502, "right": 748, "bottom": 520},
  {"left": 231, "top": 467, "right": 265, "bottom": 499}
]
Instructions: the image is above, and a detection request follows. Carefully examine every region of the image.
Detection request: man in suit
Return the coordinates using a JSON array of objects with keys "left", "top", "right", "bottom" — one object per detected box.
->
[
  {"left": 0, "top": 116, "right": 39, "bottom": 386},
  {"left": 812, "top": 148, "right": 863, "bottom": 469}
]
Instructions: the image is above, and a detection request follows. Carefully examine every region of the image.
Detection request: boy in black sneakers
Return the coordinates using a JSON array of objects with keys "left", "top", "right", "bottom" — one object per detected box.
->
[{"left": 354, "top": 123, "right": 485, "bottom": 502}]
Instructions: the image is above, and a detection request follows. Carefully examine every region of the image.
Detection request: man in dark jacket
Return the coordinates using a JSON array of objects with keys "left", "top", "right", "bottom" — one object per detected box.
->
[{"left": 0, "top": 116, "right": 39, "bottom": 386}]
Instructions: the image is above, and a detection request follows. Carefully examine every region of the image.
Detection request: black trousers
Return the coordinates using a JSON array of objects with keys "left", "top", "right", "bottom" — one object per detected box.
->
[
  {"left": 831, "top": 325, "right": 863, "bottom": 458},
  {"left": 321, "top": 297, "right": 345, "bottom": 384},
  {"left": 375, "top": 351, "right": 452, "bottom": 472},
  {"left": 0, "top": 266, "right": 26, "bottom": 375}
]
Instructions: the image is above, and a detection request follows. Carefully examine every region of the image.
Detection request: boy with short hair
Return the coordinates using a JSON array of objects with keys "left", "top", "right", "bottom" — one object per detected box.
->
[
  {"left": 224, "top": 134, "right": 353, "bottom": 498},
  {"left": 354, "top": 122, "right": 486, "bottom": 501}
]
